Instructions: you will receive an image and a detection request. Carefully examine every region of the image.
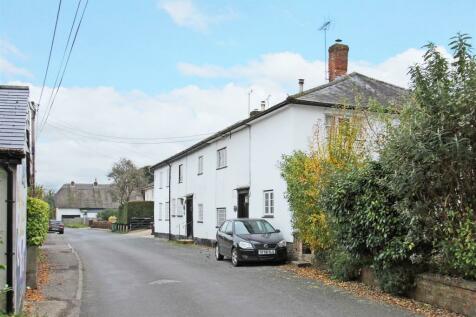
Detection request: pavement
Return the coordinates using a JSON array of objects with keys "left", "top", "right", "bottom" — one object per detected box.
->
[
  {"left": 28, "top": 232, "right": 82, "bottom": 317},
  {"left": 63, "top": 228, "right": 416, "bottom": 317}
]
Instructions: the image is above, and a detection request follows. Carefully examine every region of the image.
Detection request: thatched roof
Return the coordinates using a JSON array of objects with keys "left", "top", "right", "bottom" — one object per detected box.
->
[{"left": 54, "top": 183, "right": 120, "bottom": 209}]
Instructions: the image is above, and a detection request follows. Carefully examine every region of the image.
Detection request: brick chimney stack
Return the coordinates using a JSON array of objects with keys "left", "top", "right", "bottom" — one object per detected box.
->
[{"left": 328, "top": 39, "right": 349, "bottom": 82}]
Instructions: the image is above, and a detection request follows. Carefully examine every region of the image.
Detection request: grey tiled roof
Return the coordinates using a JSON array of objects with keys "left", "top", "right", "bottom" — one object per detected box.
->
[
  {"left": 291, "top": 72, "right": 408, "bottom": 107},
  {"left": 0, "top": 85, "right": 30, "bottom": 155},
  {"left": 54, "top": 183, "right": 121, "bottom": 209},
  {"left": 152, "top": 72, "right": 409, "bottom": 169}
]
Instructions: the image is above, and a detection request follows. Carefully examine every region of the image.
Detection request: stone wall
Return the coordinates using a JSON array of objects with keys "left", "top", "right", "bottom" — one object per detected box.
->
[
  {"left": 359, "top": 267, "right": 476, "bottom": 317},
  {"left": 411, "top": 273, "right": 476, "bottom": 317}
]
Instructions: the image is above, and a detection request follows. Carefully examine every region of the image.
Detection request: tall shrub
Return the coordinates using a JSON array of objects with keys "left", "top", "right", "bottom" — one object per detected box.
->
[
  {"left": 280, "top": 109, "right": 368, "bottom": 252},
  {"left": 380, "top": 34, "right": 476, "bottom": 278},
  {"left": 27, "top": 197, "right": 50, "bottom": 247}
]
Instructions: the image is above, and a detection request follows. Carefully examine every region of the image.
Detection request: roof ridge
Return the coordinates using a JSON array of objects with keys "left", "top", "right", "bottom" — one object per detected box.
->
[{"left": 0, "top": 85, "right": 29, "bottom": 90}]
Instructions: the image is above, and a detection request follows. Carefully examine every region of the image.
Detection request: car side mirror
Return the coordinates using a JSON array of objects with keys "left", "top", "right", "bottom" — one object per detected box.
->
[
  {"left": 215, "top": 226, "right": 220, "bottom": 229},
  {"left": 275, "top": 229, "right": 280, "bottom": 233},
  {"left": 226, "top": 231, "right": 233, "bottom": 235}
]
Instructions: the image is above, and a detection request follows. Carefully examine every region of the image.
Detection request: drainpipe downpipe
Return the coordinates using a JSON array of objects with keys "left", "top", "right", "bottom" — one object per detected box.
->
[
  {"left": 167, "top": 162, "right": 172, "bottom": 241},
  {"left": 1, "top": 164, "right": 14, "bottom": 313}
]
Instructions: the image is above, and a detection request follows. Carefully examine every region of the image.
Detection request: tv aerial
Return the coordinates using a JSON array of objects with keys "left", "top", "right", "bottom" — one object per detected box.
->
[{"left": 319, "top": 20, "right": 332, "bottom": 81}]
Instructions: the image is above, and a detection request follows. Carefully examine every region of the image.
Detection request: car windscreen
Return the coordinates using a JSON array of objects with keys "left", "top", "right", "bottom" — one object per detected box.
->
[{"left": 234, "top": 220, "right": 275, "bottom": 235}]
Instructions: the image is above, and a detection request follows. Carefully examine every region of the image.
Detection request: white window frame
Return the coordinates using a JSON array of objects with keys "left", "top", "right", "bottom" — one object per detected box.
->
[
  {"left": 216, "top": 208, "right": 226, "bottom": 227},
  {"left": 165, "top": 202, "right": 169, "bottom": 220},
  {"left": 159, "top": 171, "right": 163, "bottom": 189},
  {"left": 158, "top": 203, "right": 163, "bottom": 221},
  {"left": 198, "top": 155, "right": 204, "bottom": 175},
  {"left": 178, "top": 164, "right": 183, "bottom": 183},
  {"left": 198, "top": 204, "right": 204, "bottom": 223},
  {"left": 263, "top": 190, "right": 274, "bottom": 216},
  {"left": 171, "top": 199, "right": 176, "bottom": 217},
  {"left": 217, "top": 147, "right": 227, "bottom": 169}
]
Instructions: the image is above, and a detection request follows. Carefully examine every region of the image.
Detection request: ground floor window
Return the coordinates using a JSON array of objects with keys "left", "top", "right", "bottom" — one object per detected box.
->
[
  {"left": 198, "top": 204, "right": 204, "bottom": 223},
  {"left": 264, "top": 190, "right": 274, "bottom": 216},
  {"left": 216, "top": 208, "right": 226, "bottom": 226},
  {"left": 158, "top": 203, "right": 163, "bottom": 220},
  {"left": 172, "top": 199, "right": 176, "bottom": 217},
  {"left": 165, "top": 202, "right": 170, "bottom": 220}
]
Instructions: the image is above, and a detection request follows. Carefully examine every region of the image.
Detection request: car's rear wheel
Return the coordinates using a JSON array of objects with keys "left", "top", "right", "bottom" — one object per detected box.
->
[
  {"left": 215, "top": 244, "right": 223, "bottom": 261},
  {"left": 231, "top": 248, "right": 240, "bottom": 267}
]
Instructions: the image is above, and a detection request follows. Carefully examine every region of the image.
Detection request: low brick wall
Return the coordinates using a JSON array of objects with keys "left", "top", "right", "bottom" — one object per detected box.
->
[
  {"left": 411, "top": 273, "right": 476, "bottom": 317},
  {"left": 89, "top": 220, "right": 112, "bottom": 230},
  {"left": 359, "top": 267, "right": 476, "bottom": 316}
]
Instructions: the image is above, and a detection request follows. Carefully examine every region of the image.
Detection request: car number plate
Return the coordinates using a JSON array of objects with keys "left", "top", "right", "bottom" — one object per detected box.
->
[{"left": 258, "top": 249, "right": 276, "bottom": 255}]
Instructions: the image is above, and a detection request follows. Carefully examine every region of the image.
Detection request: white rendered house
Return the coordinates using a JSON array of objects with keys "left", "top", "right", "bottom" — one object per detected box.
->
[{"left": 151, "top": 42, "right": 407, "bottom": 247}]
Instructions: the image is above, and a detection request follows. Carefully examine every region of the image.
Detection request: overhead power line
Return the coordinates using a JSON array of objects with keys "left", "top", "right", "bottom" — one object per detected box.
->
[
  {"left": 48, "top": 118, "right": 215, "bottom": 141},
  {"left": 38, "top": 0, "right": 63, "bottom": 107},
  {"left": 39, "top": 0, "right": 89, "bottom": 136},
  {"left": 43, "top": 0, "right": 83, "bottom": 123},
  {"left": 47, "top": 122, "right": 210, "bottom": 145}
]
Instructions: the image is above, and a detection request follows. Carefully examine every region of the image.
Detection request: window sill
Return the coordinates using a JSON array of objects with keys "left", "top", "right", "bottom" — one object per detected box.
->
[
  {"left": 216, "top": 166, "right": 227, "bottom": 170},
  {"left": 197, "top": 221, "right": 203, "bottom": 223},
  {"left": 172, "top": 215, "right": 176, "bottom": 218},
  {"left": 262, "top": 215, "right": 274, "bottom": 218},
  {"left": 197, "top": 173, "right": 203, "bottom": 176},
  {"left": 177, "top": 215, "right": 183, "bottom": 218}
]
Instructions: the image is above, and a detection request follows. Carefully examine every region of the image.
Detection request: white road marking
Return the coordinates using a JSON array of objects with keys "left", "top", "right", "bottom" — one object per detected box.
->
[{"left": 148, "top": 279, "right": 181, "bottom": 285}]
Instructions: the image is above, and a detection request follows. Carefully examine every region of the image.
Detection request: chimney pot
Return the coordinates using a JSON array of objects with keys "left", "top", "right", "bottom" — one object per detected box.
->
[
  {"left": 328, "top": 40, "right": 349, "bottom": 82},
  {"left": 260, "top": 100, "right": 266, "bottom": 111},
  {"left": 70, "top": 181, "right": 75, "bottom": 186},
  {"left": 298, "top": 79, "right": 304, "bottom": 93}
]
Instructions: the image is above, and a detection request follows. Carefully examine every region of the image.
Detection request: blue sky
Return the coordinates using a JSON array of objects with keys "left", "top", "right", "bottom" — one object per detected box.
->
[
  {"left": 2, "top": 0, "right": 475, "bottom": 92},
  {"left": 0, "top": 0, "right": 475, "bottom": 188}
]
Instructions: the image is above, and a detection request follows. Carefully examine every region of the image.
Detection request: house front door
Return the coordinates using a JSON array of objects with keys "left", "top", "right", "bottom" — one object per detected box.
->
[
  {"left": 237, "top": 189, "right": 249, "bottom": 218},
  {"left": 186, "top": 196, "right": 193, "bottom": 239}
]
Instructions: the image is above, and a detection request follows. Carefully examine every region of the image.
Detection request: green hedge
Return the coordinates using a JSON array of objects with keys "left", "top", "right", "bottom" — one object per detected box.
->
[
  {"left": 27, "top": 197, "right": 50, "bottom": 246},
  {"left": 118, "top": 201, "right": 154, "bottom": 224}
]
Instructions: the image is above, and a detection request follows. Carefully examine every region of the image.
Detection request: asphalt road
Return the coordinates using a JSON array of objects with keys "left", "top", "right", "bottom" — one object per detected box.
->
[{"left": 65, "top": 229, "right": 415, "bottom": 317}]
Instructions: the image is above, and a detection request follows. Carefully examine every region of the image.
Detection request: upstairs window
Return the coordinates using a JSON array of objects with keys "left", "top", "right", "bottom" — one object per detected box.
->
[
  {"left": 178, "top": 164, "right": 183, "bottom": 183},
  {"left": 264, "top": 190, "right": 274, "bottom": 216},
  {"left": 166, "top": 168, "right": 170, "bottom": 187},
  {"left": 198, "top": 156, "right": 204, "bottom": 175},
  {"left": 165, "top": 202, "right": 169, "bottom": 220},
  {"left": 217, "top": 148, "right": 227, "bottom": 169},
  {"left": 159, "top": 171, "right": 163, "bottom": 189},
  {"left": 198, "top": 204, "right": 204, "bottom": 223}
]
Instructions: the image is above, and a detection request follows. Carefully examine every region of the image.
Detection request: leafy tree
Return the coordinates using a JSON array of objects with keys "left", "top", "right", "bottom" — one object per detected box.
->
[
  {"left": 380, "top": 33, "right": 476, "bottom": 278},
  {"left": 108, "top": 158, "right": 147, "bottom": 206}
]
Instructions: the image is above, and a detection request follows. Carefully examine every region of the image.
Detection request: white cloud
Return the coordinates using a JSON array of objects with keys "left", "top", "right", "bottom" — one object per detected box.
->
[
  {"left": 0, "top": 58, "right": 33, "bottom": 78},
  {"left": 178, "top": 47, "right": 451, "bottom": 89},
  {"left": 158, "top": 0, "right": 235, "bottom": 31},
  {"left": 0, "top": 39, "right": 32, "bottom": 79},
  {"left": 8, "top": 45, "right": 446, "bottom": 190}
]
